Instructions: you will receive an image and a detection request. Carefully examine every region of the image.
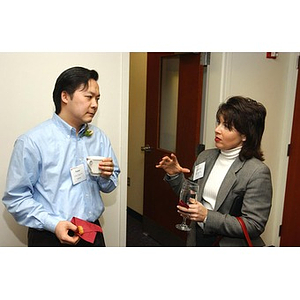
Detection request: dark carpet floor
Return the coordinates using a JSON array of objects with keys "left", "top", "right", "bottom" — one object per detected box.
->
[{"left": 126, "top": 210, "right": 161, "bottom": 247}]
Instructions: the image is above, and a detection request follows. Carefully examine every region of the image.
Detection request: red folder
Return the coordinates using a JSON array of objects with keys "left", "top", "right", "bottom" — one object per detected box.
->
[{"left": 71, "top": 217, "right": 103, "bottom": 244}]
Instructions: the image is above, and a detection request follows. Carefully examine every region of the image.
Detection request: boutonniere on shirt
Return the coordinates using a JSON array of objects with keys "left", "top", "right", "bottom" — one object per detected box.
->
[{"left": 83, "top": 125, "right": 94, "bottom": 137}]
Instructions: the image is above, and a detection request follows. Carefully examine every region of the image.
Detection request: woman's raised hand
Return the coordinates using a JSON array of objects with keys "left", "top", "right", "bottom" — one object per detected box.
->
[{"left": 156, "top": 153, "right": 190, "bottom": 175}]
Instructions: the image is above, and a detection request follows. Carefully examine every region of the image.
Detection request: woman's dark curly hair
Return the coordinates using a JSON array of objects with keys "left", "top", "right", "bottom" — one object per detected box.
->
[{"left": 216, "top": 96, "right": 267, "bottom": 161}]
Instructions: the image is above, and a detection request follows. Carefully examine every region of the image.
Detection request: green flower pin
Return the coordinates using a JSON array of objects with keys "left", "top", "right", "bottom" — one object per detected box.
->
[{"left": 83, "top": 126, "right": 94, "bottom": 137}]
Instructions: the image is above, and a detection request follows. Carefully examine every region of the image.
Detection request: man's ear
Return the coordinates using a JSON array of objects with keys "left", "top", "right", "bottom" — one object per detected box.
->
[{"left": 61, "top": 91, "right": 70, "bottom": 104}]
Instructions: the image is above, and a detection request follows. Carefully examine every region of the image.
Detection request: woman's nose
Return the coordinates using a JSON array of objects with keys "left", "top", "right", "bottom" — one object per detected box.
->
[{"left": 215, "top": 123, "right": 221, "bottom": 133}]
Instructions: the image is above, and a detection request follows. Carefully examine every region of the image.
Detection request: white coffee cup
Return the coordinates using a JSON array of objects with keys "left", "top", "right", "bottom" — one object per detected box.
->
[{"left": 86, "top": 156, "right": 105, "bottom": 175}]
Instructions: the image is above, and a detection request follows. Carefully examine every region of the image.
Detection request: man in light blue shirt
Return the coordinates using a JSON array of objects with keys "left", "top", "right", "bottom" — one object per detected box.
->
[{"left": 2, "top": 66, "right": 120, "bottom": 246}]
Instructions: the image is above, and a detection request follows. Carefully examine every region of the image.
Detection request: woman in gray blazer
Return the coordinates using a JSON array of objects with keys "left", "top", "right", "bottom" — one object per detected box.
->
[{"left": 156, "top": 96, "right": 272, "bottom": 246}]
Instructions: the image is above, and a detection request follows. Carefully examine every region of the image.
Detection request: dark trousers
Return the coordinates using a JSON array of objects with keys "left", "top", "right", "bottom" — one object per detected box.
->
[{"left": 28, "top": 220, "right": 106, "bottom": 247}]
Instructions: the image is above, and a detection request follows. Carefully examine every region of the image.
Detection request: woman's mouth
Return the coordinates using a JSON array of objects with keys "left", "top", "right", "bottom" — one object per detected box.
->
[{"left": 215, "top": 137, "right": 221, "bottom": 142}]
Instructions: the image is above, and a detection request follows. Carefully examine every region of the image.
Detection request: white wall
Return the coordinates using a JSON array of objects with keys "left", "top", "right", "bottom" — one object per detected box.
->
[
  {"left": 127, "top": 53, "right": 147, "bottom": 214},
  {"left": 0, "top": 52, "right": 129, "bottom": 247}
]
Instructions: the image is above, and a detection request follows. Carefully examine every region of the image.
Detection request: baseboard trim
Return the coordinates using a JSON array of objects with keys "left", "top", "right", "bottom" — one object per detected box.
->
[{"left": 127, "top": 207, "right": 143, "bottom": 222}]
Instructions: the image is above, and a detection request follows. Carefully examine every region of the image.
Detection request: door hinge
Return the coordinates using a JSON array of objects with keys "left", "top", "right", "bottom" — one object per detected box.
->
[
  {"left": 200, "top": 52, "right": 210, "bottom": 66},
  {"left": 279, "top": 224, "right": 282, "bottom": 237},
  {"left": 287, "top": 144, "right": 291, "bottom": 156},
  {"left": 298, "top": 55, "right": 300, "bottom": 69}
]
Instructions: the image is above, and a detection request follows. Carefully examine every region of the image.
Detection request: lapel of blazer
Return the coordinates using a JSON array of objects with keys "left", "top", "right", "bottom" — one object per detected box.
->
[{"left": 214, "top": 157, "right": 245, "bottom": 211}]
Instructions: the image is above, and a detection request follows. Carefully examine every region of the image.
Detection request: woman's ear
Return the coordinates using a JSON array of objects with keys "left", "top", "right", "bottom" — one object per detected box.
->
[{"left": 242, "top": 135, "right": 247, "bottom": 142}]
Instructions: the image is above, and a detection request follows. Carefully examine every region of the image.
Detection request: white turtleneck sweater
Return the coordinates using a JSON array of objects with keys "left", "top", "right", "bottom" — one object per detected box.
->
[{"left": 202, "top": 146, "right": 241, "bottom": 210}]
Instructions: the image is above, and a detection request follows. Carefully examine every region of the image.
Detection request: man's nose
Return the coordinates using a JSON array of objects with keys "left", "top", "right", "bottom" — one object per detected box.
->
[{"left": 91, "top": 98, "right": 98, "bottom": 109}]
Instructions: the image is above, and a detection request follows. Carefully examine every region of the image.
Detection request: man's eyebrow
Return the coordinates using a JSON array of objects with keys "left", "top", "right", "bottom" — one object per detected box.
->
[{"left": 86, "top": 91, "right": 100, "bottom": 97}]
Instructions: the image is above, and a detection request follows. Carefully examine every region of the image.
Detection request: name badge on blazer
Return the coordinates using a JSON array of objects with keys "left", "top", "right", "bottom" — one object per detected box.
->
[{"left": 193, "top": 162, "right": 205, "bottom": 181}]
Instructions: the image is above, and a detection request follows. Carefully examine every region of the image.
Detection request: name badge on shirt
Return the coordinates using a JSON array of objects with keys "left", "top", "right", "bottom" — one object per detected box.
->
[
  {"left": 193, "top": 162, "right": 205, "bottom": 181},
  {"left": 70, "top": 164, "right": 87, "bottom": 185}
]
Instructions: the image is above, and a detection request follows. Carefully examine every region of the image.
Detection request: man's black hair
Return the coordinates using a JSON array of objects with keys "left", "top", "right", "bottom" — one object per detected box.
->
[{"left": 53, "top": 66, "right": 99, "bottom": 114}]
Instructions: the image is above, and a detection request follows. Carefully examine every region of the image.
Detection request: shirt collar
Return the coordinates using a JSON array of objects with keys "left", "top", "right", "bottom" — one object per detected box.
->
[{"left": 52, "top": 113, "right": 86, "bottom": 137}]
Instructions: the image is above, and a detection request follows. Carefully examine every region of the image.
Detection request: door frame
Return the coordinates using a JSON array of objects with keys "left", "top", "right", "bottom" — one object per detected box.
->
[{"left": 280, "top": 55, "right": 300, "bottom": 246}]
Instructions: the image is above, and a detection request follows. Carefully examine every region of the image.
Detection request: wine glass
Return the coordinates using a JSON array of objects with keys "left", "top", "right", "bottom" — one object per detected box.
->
[{"left": 175, "top": 180, "right": 199, "bottom": 231}]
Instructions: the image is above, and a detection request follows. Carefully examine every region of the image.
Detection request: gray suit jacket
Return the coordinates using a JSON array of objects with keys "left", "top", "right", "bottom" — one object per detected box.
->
[{"left": 166, "top": 149, "right": 272, "bottom": 246}]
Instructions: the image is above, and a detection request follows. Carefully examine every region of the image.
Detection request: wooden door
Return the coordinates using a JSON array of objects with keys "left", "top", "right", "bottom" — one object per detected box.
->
[
  {"left": 142, "top": 52, "right": 204, "bottom": 246},
  {"left": 280, "top": 61, "right": 300, "bottom": 246}
]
